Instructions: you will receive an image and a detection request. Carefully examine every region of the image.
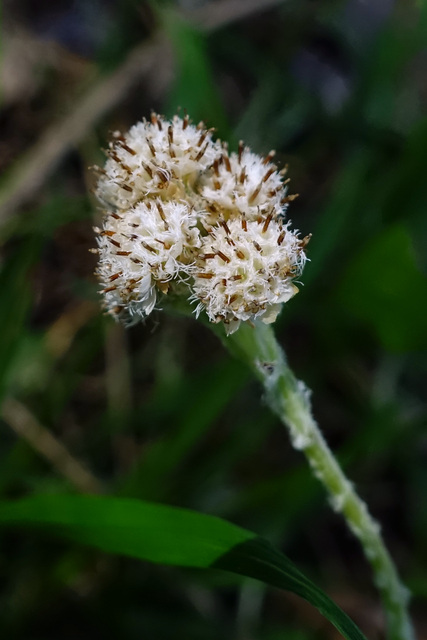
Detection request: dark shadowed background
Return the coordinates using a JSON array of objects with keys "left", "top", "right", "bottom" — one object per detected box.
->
[{"left": 0, "top": 0, "right": 426, "bottom": 638}]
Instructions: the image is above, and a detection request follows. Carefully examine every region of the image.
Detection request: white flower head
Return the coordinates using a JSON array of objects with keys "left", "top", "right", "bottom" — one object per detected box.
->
[
  {"left": 199, "top": 144, "right": 297, "bottom": 224},
  {"left": 191, "top": 217, "right": 306, "bottom": 334},
  {"left": 95, "top": 113, "right": 222, "bottom": 212},
  {"left": 93, "top": 113, "right": 309, "bottom": 333},
  {"left": 95, "top": 198, "right": 199, "bottom": 324}
]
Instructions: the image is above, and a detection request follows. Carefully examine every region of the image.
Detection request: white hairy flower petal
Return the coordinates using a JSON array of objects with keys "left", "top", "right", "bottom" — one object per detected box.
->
[
  {"left": 191, "top": 217, "right": 306, "bottom": 333},
  {"left": 96, "top": 114, "right": 222, "bottom": 212}
]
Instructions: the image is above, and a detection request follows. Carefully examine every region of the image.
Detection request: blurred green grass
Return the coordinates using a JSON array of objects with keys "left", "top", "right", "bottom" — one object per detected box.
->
[{"left": 0, "top": 0, "right": 426, "bottom": 638}]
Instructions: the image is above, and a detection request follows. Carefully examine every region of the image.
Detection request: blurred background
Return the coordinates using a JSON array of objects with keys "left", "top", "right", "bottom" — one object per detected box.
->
[{"left": 0, "top": 0, "right": 426, "bottom": 638}]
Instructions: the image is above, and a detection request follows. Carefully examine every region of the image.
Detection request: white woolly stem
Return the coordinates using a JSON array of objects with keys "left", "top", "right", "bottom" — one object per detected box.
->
[{"left": 220, "top": 320, "right": 415, "bottom": 640}]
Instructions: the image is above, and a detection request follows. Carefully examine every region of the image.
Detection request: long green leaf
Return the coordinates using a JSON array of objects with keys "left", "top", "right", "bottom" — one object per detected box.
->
[{"left": 0, "top": 495, "right": 366, "bottom": 640}]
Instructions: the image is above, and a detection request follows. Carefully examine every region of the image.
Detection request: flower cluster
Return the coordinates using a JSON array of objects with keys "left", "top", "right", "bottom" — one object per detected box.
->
[{"left": 93, "top": 113, "right": 309, "bottom": 334}]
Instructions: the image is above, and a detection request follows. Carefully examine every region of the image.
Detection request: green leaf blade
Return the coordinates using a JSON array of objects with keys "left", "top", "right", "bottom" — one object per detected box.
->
[
  {"left": 214, "top": 537, "right": 367, "bottom": 640},
  {"left": 0, "top": 495, "right": 367, "bottom": 640},
  {"left": 0, "top": 495, "right": 252, "bottom": 567}
]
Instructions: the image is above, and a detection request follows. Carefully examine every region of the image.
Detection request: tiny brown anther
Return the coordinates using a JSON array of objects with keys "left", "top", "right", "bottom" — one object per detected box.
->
[
  {"left": 108, "top": 238, "right": 121, "bottom": 248},
  {"left": 101, "top": 230, "right": 116, "bottom": 237},
  {"left": 183, "top": 114, "right": 189, "bottom": 129},
  {"left": 121, "top": 183, "right": 133, "bottom": 192},
  {"left": 120, "top": 142, "right": 137, "bottom": 156},
  {"left": 262, "top": 213, "right": 273, "bottom": 233},
  {"left": 197, "top": 130, "right": 208, "bottom": 147},
  {"left": 195, "top": 141, "right": 209, "bottom": 162},
  {"left": 281, "top": 194, "right": 299, "bottom": 204},
  {"left": 223, "top": 154, "right": 231, "bottom": 172},
  {"left": 277, "top": 231, "right": 285, "bottom": 245},
  {"left": 147, "top": 138, "right": 156, "bottom": 156},
  {"left": 156, "top": 201, "right": 164, "bottom": 217},
  {"left": 236, "top": 249, "right": 245, "bottom": 259},
  {"left": 216, "top": 250, "right": 230, "bottom": 263},
  {"left": 197, "top": 272, "right": 214, "bottom": 279},
  {"left": 230, "top": 275, "right": 242, "bottom": 281},
  {"left": 141, "top": 241, "right": 157, "bottom": 254},
  {"left": 249, "top": 185, "right": 261, "bottom": 204},
  {"left": 142, "top": 162, "right": 153, "bottom": 179},
  {"left": 221, "top": 220, "right": 231, "bottom": 235},
  {"left": 262, "top": 167, "right": 276, "bottom": 183},
  {"left": 168, "top": 125, "right": 174, "bottom": 145},
  {"left": 241, "top": 219, "right": 247, "bottom": 232},
  {"left": 300, "top": 233, "right": 312, "bottom": 248},
  {"left": 151, "top": 112, "right": 162, "bottom": 130},
  {"left": 156, "top": 169, "right": 169, "bottom": 184},
  {"left": 103, "top": 286, "right": 117, "bottom": 293},
  {"left": 253, "top": 241, "right": 262, "bottom": 252},
  {"left": 157, "top": 202, "right": 169, "bottom": 228},
  {"left": 262, "top": 150, "right": 276, "bottom": 165},
  {"left": 116, "top": 251, "right": 131, "bottom": 256},
  {"left": 90, "top": 165, "right": 106, "bottom": 175},
  {"left": 109, "top": 273, "right": 122, "bottom": 282},
  {"left": 238, "top": 141, "right": 244, "bottom": 163}
]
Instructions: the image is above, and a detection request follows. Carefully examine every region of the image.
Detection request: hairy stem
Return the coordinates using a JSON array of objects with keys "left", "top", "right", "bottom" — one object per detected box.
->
[{"left": 220, "top": 320, "right": 414, "bottom": 640}]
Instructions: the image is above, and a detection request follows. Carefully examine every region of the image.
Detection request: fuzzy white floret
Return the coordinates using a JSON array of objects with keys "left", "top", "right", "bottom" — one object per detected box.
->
[
  {"left": 199, "top": 147, "right": 287, "bottom": 221},
  {"left": 96, "top": 114, "right": 222, "bottom": 211},
  {"left": 192, "top": 218, "right": 305, "bottom": 332},
  {"left": 96, "top": 198, "right": 200, "bottom": 322}
]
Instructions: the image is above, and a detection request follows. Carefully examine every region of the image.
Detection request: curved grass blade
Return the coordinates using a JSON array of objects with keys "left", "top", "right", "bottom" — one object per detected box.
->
[{"left": 0, "top": 495, "right": 366, "bottom": 640}]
